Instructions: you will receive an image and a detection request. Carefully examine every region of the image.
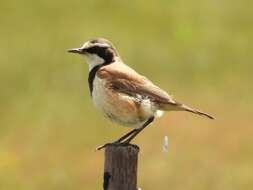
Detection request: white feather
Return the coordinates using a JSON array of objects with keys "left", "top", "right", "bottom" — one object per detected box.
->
[
  {"left": 83, "top": 54, "right": 104, "bottom": 71},
  {"left": 155, "top": 110, "right": 164, "bottom": 118}
]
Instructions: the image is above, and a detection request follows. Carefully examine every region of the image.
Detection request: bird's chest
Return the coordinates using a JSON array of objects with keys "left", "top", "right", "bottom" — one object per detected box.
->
[
  {"left": 91, "top": 77, "right": 109, "bottom": 112},
  {"left": 91, "top": 76, "right": 155, "bottom": 127},
  {"left": 92, "top": 76, "right": 133, "bottom": 116}
]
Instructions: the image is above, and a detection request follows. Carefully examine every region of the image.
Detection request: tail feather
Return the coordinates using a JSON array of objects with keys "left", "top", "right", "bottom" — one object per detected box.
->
[
  {"left": 183, "top": 106, "right": 214, "bottom": 120},
  {"left": 161, "top": 102, "right": 215, "bottom": 120},
  {"left": 179, "top": 104, "right": 215, "bottom": 120}
]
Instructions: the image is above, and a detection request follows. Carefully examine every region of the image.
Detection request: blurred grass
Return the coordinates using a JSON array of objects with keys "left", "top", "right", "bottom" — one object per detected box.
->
[{"left": 0, "top": 0, "right": 252, "bottom": 189}]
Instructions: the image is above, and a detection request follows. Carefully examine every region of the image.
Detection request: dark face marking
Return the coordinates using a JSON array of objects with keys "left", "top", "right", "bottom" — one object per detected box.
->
[
  {"left": 87, "top": 45, "right": 115, "bottom": 96},
  {"left": 86, "top": 40, "right": 117, "bottom": 96},
  {"left": 86, "top": 45, "right": 114, "bottom": 64},
  {"left": 88, "top": 64, "right": 103, "bottom": 96}
]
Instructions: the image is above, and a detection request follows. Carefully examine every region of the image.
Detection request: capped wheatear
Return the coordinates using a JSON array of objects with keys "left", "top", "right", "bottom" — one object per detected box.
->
[{"left": 68, "top": 38, "right": 214, "bottom": 149}]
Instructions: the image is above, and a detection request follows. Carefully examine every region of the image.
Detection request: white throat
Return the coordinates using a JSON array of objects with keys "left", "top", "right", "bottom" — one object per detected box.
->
[{"left": 84, "top": 54, "right": 105, "bottom": 71}]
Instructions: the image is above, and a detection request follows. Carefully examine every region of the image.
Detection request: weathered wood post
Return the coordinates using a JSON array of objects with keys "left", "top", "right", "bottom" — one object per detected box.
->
[{"left": 103, "top": 144, "right": 139, "bottom": 190}]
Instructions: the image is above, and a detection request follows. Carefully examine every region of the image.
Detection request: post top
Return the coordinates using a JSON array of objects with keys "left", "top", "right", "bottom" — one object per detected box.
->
[{"left": 105, "top": 143, "right": 140, "bottom": 152}]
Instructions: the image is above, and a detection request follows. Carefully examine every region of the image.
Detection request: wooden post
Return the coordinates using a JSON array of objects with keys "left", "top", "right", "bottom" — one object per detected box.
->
[{"left": 103, "top": 144, "right": 139, "bottom": 190}]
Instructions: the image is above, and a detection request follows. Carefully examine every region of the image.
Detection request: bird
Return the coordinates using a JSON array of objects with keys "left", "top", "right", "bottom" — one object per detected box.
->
[{"left": 68, "top": 38, "right": 214, "bottom": 150}]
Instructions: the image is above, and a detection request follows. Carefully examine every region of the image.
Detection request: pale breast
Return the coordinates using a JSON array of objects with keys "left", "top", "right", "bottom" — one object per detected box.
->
[{"left": 91, "top": 76, "right": 158, "bottom": 128}]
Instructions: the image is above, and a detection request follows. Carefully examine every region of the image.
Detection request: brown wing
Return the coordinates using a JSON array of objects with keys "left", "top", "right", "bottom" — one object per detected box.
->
[
  {"left": 97, "top": 63, "right": 177, "bottom": 105},
  {"left": 97, "top": 63, "right": 214, "bottom": 119}
]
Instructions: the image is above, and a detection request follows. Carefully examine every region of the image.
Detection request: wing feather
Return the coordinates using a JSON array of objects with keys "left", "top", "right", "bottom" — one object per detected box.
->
[
  {"left": 97, "top": 63, "right": 177, "bottom": 105},
  {"left": 97, "top": 63, "right": 214, "bottom": 119}
]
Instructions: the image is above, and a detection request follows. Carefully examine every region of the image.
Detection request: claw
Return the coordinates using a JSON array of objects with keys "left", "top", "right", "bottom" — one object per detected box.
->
[
  {"left": 96, "top": 143, "right": 112, "bottom": 151},
  {"left": 95, "top": 141, "right": 130, "bottom": 151}
]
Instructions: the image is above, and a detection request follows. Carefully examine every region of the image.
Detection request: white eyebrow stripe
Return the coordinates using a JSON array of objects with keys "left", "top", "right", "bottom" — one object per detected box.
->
[{"left": 93, "top": 43, "right": 111, "bottom": 48}]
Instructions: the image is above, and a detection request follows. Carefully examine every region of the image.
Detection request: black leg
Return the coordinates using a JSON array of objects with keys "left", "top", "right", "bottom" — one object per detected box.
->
[
  {"left": 96, "top": 116, "right": 155, "bottom": 151},
  {"left": 96, "top": 129, "right": 137, "bottom": 150},
  {"left": 115, "top": 128, "right": 138, "bottom": 143},
  {"left": 123, "top": 116, "right": 155, "bottom": 144}
]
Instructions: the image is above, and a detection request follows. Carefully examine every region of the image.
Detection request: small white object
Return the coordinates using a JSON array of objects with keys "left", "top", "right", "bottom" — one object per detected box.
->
[
  {"left": 155, "top": 110, "right": 164, "bottom": 118},
  {"left": 162, "top": 136, "right": 169, "bottom": 152}
]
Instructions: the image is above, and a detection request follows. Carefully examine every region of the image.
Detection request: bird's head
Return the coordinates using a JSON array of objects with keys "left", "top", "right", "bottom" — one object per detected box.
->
[{"left": 68, "top": 38, "right": 118, "bottom": 70}]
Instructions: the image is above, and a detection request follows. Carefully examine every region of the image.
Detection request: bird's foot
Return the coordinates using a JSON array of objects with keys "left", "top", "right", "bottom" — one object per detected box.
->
[
  {"left": 96, "top": 143, "right": 113, "bottom": 151},
  {"left": 96, "top": 141, "right": 130, "bottom": 151}
]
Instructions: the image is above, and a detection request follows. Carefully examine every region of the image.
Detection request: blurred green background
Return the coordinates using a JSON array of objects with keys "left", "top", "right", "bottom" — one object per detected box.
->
[{"left": 0, "top": 0, "right": 252, "bottom": 189}]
